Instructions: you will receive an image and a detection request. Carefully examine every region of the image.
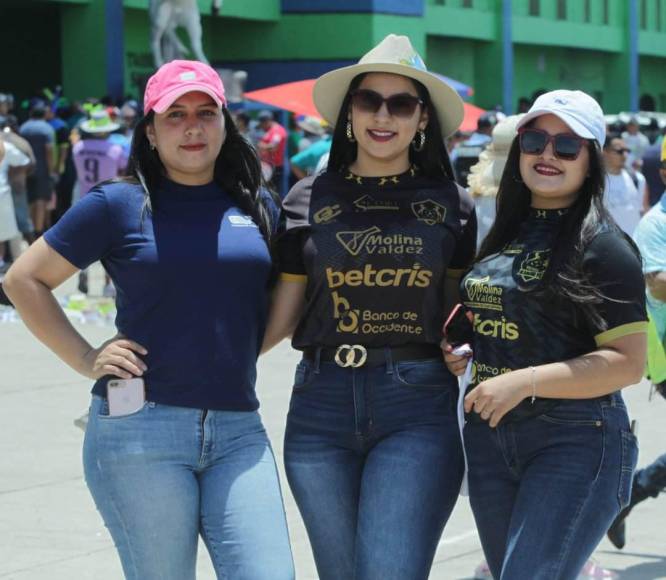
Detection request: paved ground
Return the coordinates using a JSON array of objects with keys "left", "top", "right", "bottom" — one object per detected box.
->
[{"left": 1, "top": 271, "right": 665, "bottom": 579}]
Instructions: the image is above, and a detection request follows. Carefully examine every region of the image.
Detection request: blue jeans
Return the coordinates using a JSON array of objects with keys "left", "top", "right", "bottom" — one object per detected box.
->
[
  {"left": 83, "top": 396, "right": 294, "bottom": 580},
  {"left": 284, "top": 353, "right": 464, "bottom": 580},
  {"left": 465, "top": 392, "right": 638, "bottom": 580}
]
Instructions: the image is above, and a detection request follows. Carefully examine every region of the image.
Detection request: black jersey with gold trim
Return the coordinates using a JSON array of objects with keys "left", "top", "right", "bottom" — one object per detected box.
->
[
  {"left": 277, "top": 167, "right": 476, "bottom": 349},
  {"left": 461, "top": 207, "right": 648, "bottom": 423}
]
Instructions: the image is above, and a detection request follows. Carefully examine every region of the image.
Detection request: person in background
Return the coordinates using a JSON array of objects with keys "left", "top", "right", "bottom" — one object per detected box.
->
[
  {"left": 622, "top": 116, "right": 650, "bottom": 168},
  {"left": 72, "top": 109, "right": 129, "bottom": 296},
  {"left": 289, "top": 119, "right": 331, "bottom": 180},
  {"left": 467, "top": 114, "right": 523, "bottom": 247},
  {"left": 603, "top": 133, "right": 643, "bottom": 235},
  {"left": 451, "top": 112, "right": 498, "bottom": 187},
  {"left": 257, "top": 110, "right": 287, "bottom": 193},
  {"left": 608, "top": 140, "right": 666, "bottom": 549},
  {"left": 20, "top": 100, "right": 55, "bottom": 237}
]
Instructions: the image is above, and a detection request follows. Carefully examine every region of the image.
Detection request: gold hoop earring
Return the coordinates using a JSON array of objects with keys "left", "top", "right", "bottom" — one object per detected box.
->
[
  {"left": 412, "top": 130, "right": 426, "bottom": 152},
  {"left": 346, "top": 120, "right": 356, "bottom": 143}
]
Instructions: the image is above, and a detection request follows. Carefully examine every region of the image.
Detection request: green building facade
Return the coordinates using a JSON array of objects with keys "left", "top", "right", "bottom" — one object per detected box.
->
[{"left": 3, "top": 0, "right": 665, "bottom": 114}]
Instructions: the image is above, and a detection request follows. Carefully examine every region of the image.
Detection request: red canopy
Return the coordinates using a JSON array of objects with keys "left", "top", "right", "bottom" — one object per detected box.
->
[{"left": 244, "top": 79, "right": 485, "bottom": 133}]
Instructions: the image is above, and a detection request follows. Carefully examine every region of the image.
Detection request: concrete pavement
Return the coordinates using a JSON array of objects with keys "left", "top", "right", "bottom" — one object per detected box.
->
[{"left": 1, "top": 273, "right": 665, "bottom": 579}]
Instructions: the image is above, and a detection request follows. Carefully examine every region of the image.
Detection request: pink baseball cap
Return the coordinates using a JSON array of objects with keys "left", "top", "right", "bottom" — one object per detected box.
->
[{"left": 143, "top": 60, "right": 226, "bottom": 115}]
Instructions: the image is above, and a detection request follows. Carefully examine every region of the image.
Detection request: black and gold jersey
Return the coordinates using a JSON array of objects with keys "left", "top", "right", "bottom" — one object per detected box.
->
[
  {"left": 277, "top": 167, "right": 476, "bottom": 349},
  {"left": 461, "top": 207, "right": 648, "bottom": 422}
]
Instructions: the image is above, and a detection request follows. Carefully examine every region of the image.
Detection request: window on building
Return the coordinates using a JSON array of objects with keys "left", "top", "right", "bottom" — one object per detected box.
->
[
  {"left": 557, "top": 0, "right": 567, "bottom": 20},
  {"left": 640, "top": 0, "right": 647, "bottom": 29},
  {"left": 657, "top": 0, "right": 662, "bottom": 31},
  {"left": 584, "top": 0, "right": 591, "bottom": 22},
  {"left": 529, "top": 0, "right": 540, "bottom": 16},
  {"left": 603, "top": 0, "right": 609, "bottom": 24}
]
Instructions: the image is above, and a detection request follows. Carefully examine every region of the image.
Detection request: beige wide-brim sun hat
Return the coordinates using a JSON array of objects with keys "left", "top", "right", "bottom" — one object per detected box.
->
[{"left": 313, "top": 34, "right": 464, "bottom": 137}]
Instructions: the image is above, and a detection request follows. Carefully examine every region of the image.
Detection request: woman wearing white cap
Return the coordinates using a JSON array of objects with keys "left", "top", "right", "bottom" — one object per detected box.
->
[
  {"left": 444, "top": 90, "right": 647, "bottom": 579},
  {"left": 263, "top": 35, "right": 476, "bottom": 579},
  {"left": 4, "top": 60, "right": 294, "bottom": 580}
]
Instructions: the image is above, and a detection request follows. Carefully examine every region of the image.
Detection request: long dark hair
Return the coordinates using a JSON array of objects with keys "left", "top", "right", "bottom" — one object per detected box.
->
[
  {"left": 327, "top": 73, "right": 456, "bottom": 181},
  {"left": 125, "top": 108, "right": 275, "bottom": 245},
  {"left": 477, "top": 135, "right": 639, "bottom": 330}
]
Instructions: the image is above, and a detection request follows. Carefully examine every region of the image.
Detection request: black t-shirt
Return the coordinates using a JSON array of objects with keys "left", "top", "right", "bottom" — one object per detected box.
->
[
  {"left": 277, "top": 167, "right": 477, "bottom": 349},
  {"left": 461, "top": 207, "right": 648, "bottom": 422}
]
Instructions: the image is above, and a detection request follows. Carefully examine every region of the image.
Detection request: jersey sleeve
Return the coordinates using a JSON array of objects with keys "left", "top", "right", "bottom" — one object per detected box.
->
[
  {"left": 275, "top": 176, "right": 314, "bottom": 282},
  {"left": 447, "top": 185, "right": 477, "bottom": 278},
  {"left": 582, "top": 231, "right": 648, "bottom": 346},
  {"left": 43, "top": 187, "right": 114, "bottom": 270}
]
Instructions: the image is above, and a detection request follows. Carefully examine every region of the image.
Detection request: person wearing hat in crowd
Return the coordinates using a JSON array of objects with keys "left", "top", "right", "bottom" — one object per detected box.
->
[
  {"left": 443, "top": 90, "right": 647, "bottom": 579},
  {"left": 71, "top": 109, "right": 129, "bottom": 296},
  {"left": 20, "top": 100, "right": 56, "bottom": 238},
  {"left": 467, "top": 114, "right": 523, "bottom": 247},
  {"left": 257, "top": 110, "right": 287, "bottom": 193},
  {"left": 262, "top": 34, "right": 476, "bottom": 579},
  {"left": 3, "top": 60, "right": 294, "bottom": 580},
  {"left": 289, "top": 116, "right": 332, "bottom": 180}
]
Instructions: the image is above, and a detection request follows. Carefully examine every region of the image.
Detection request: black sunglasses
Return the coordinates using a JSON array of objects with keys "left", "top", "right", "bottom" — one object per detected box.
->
[
  {"left": 350, "top": 89, "right": 424, "bottom": 118},
  {"left": 518, "top": 127, "right": 587, "bottom": 161}
]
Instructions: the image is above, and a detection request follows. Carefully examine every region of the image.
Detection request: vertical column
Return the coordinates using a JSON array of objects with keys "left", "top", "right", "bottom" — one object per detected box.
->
[
  {"left": 627, "top": 0, "right": 639, "bottom": 111},
  {"left": 105, "top": 0, "right": 125, "bottom": 101},
  {"left": 501, "top": 0, "right": 514, "bottom": 114}
]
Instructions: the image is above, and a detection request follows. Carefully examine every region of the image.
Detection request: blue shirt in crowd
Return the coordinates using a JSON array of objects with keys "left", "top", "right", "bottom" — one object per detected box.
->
[{"left": 44, "top": 179, "right": 276, "bottom": 411}]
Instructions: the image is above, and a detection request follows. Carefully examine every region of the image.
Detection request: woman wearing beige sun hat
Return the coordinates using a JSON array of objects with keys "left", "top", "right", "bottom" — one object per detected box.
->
[{"left": 263, "top": 34, "right": 476, "bottom": 580}]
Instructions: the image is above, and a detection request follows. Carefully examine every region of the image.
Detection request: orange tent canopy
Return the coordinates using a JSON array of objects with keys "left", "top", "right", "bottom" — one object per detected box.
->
[{"left": 244, "top": 79, "right": 485, "bottom": 133}]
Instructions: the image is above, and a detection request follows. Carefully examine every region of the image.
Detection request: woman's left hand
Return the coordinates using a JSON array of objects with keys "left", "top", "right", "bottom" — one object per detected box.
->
[{"left": 464, "top": 370, "right": 531, "bottom": 428}]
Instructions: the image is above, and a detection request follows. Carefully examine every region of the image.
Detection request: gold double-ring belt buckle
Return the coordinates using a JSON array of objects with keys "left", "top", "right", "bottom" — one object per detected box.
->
[{"left": 334, "top": 344, "right": 368, "bottom": 368}]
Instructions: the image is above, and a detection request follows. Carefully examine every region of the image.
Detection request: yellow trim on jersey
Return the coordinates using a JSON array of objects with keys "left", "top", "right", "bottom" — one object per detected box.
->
[
  {"left": 594, "top": 321, "right": 648, "bottom": 346},
  {"left": 446, "top": 268, "right": 465, "bottom": 279},
  {"left": 280, "top": 273, "right": 308, "bottom": 283}
]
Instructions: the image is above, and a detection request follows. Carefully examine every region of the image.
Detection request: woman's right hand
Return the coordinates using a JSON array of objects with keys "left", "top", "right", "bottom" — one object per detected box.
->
[
  {"left": 440, "top": 339, "right": 471, "bottom": 376},
  {"left": 80, "top": 336, "right": 148, "bottom": 380}
]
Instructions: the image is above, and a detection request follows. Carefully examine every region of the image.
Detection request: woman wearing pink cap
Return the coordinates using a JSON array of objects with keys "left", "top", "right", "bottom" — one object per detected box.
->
[
  {"left": 443, "top": 90, "right": 647, "bottom": 578},
  {"left": 4, "top": 60, "right": 294, "bottom": 580}
]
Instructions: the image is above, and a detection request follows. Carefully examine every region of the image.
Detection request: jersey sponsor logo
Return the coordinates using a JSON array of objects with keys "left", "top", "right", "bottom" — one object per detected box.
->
[
  {"left": 516, "top": 250, "right": 550, "bottom": 283},
  {"left": 313, "top": 204, "right": 342, "bottom": 224},
  {"left": 411, "top": 199, "right": 447, "bottom": 225},
  {"left": 336, "top": 227, "right": 424, "bottom": 256},
  {"left": 473, "top": 313, "right": 519, "bottom": 340},
  {"left": 326, "top": 263, "right": 432, "bottom": 289},
  {"left": 331, "top": 291, "right": 423, "bottom": 335},
  {"left": 463, "top": 275, "right": 503, "bottom": 311},
  {"left": 353, "top": 194, "right": 400, "bottom": 212},
  {"left": 336, "top": 226, "right": 381, "bottom": 256},
  {"left": 228, "top": 215, "right": 258, "bottom": 228}
]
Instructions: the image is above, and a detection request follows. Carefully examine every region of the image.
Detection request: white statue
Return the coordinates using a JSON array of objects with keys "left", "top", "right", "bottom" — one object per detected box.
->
[{"left": 150, "top": 0, "right": 222, "bottom": 68}]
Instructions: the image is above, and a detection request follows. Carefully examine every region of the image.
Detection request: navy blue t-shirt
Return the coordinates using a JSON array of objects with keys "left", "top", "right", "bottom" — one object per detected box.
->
[{"left": 44, "top": 179, "right": 275, "bottom": 411}]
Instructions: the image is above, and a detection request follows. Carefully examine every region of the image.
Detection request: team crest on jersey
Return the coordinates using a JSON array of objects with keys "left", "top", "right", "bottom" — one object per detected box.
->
[
  {"left": 411, "top": 199, "right": 446, "bottom": 225},
  {"left": 516, "top": 250, "right": 550, "bottom": 283}
]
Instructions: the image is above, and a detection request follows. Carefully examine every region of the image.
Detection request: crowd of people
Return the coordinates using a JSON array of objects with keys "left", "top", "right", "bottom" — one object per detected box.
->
[{"left": 0, "top": 34, "right": 665, "bottom": 579}]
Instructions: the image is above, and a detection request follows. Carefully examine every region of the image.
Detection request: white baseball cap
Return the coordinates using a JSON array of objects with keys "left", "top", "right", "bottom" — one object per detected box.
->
[{"left": 516, "top": 90, "right": 606, "bottom": 146}]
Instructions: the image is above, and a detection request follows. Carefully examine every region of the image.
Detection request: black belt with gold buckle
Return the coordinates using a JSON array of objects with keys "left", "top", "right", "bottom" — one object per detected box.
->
[{"left": 304, "top": 344, "right": 442, "bottom": 369}]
